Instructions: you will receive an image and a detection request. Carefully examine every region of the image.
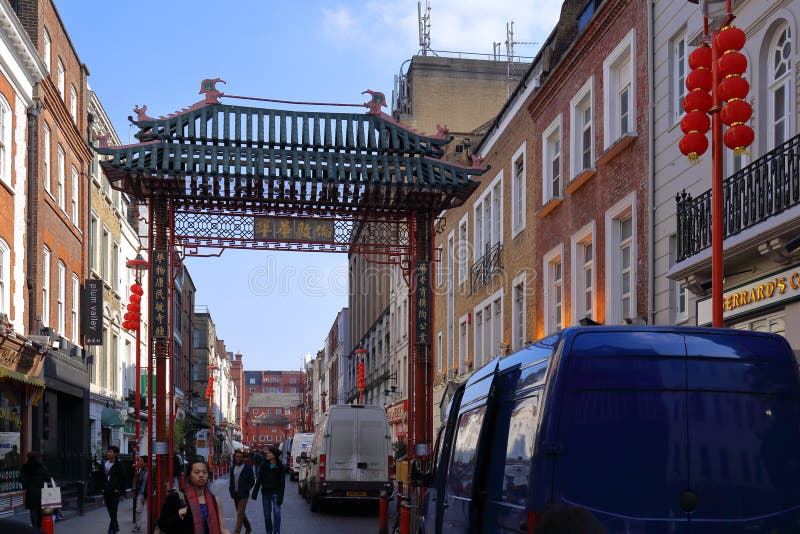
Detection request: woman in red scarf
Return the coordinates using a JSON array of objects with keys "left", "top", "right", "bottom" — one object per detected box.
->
[{"left": 157, "top": 459, "right": 230, "bottom": 534}]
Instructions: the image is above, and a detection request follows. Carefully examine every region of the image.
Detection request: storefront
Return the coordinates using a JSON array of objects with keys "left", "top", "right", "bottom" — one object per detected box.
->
[
  {"left": 0, "top": 322, "right": 46, "bottom": 513},
  {"left": 386, "top": 399, "right": 407, "bottom": 453}
]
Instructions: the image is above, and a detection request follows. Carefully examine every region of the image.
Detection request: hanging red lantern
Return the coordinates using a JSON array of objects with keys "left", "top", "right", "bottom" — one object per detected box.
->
[
  {"left": 684, "top": 90, "right": 712, "bottom": 113},
  {"left": 720, "top": 99, "right": 752, "bottom": 126},
  {"left": 679, "top": 132, "right": 709, "bottom": 162},
  {"left": 718, "top": 76, "right": 750, "bottom": 102},
  {"left": 681, "top": 111, "right": 711, "bottom": 135},
  {"left": 130, "top": 293, "right": 141, "bottom": 304},
  {"left": 688, "top": 45, "right": 712, "bottom": 70},
  {"left": 122, "top": 321, "right": 132, "bottom": 330},
  {"left": 718, "top": 51, "right": 747, "bottom": 77},
  {"left": 131, "top": 284, "right": 144, "bottom": 296},
  {"left": 686, "top": 69, "right": 713, "bottom": 92},
  {"left": 724, "top": 123, "right": 755, "bottom": 156},
  {"left": 124, "top": 312, "right": 134, "bottom": 321},
  {"left": 127, "top": 302, "right": 141, "bottom": 313},
  {"left": 717, "top": 25, "right": 746, "bottom": 52}
]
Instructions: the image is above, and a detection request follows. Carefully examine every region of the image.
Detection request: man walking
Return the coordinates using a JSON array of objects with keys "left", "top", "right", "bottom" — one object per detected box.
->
[
  {"left": 229, "top": 450, "right": 254, "bottom": 534},
  {"left": 103, "top": 445, "right": 126, "bottom": 534},
  {"left": 132, "top": 455, "right": 148, "bottom": 532}
]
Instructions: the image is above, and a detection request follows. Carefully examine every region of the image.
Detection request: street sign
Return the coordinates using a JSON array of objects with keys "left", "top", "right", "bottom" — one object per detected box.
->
[{"left": 153, "top": 441, "right": 168, "bottom": 455}]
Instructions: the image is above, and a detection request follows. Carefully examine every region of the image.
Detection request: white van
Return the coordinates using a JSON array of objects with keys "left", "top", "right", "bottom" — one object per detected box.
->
[
  {"left": 288, "top": 432, "right": 314, "bottom": 481},
  {"left": 306, "top": 405, "right": 394, "bottom": 512}
]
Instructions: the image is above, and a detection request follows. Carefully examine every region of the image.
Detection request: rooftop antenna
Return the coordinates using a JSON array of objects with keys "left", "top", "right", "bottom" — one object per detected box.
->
[
  {"left": 418, "top": 0, "right": 432, "bottom": 56},
  {"left": 505, "top": 21, "right": 538, "bottom": 96}
]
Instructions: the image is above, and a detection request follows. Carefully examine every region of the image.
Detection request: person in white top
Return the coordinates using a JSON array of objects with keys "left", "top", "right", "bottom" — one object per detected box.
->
[{"left": 228, "top": 450, "right": 255, "bottom": 534}]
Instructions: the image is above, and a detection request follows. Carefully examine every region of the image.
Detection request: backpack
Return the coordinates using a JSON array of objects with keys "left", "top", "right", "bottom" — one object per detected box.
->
[{"left": 153, "top": 489, "right": 185, "bottom": 534}]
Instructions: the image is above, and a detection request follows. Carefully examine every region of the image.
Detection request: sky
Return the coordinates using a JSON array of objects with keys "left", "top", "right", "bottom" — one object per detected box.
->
[{"left": 56, "top": 0, "right": 562, "bottom": 371}]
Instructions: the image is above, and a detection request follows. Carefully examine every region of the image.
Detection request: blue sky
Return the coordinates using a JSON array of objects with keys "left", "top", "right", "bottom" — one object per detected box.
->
[{"left": 57, "top": 0, "right": 561, "bottom": 371}]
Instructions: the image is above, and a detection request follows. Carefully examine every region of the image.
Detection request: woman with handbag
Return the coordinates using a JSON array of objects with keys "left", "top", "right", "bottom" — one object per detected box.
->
[
  {"left": 157, "top": 458, "right": 230, "bottom": 534},
  {"left": 19, "top": 451, "right": 50, "bottom": 529}
]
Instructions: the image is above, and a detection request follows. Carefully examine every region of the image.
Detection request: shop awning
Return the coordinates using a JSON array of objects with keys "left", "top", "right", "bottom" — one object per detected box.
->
[
  {"left": 101, "top": 407, "right": 125, "bottom": 429},
  {"left": 0, "top": 367, "right": 45, "bottom": 388}
]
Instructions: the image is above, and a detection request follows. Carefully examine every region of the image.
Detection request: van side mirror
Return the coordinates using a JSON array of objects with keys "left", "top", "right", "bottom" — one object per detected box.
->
[{"left": 300, "top": 452, "right": 308, "bottom": 460}]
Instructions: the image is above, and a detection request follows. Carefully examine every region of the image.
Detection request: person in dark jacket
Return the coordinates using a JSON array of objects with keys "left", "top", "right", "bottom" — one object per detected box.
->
[
  {"left": 103, "top": 445, "right": 127, "bottom": 534},
  {"left": 157, "top": 458, "right": 230, "bottom": 534},
  {"left": 228, "top": 450, "right": 254, "bottom": 534},
  {"left": 19, "top": 451, "right": 50, "bottom": 529},
  {"left": 251, "top": 446, "right": 285, "bottom": 534}
]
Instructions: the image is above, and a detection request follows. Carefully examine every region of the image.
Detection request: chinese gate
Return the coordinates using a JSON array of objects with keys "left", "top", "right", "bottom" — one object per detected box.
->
[{"left": 97, "top": 81, "right": 484, "bottom": 530}]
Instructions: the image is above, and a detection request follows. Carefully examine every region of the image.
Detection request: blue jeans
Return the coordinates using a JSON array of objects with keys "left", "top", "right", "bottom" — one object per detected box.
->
[{"left": 261, "top": 493, "right": 281, "bottom": 533}]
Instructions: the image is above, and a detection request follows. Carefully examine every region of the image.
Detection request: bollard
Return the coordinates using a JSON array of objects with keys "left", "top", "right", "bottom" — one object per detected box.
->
[
  {"left": 396, "top": 482, "right": 403, "bottom": 512},
  {"left": 76, "top": 481, "right": 85, "bottom": 516},
  {"left": 41, "top": 507, "right": 55, "bottom": 534},
  {"left": 399, "top": 499, "right": 411, "bottom": 534},
  {"left": 378, "top": 490, "right": 389, "bottom": 534}
]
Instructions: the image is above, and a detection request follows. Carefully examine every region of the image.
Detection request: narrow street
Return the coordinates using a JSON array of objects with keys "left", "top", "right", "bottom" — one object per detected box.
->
[{"left": 4, "top": 475, "right": 392, "bottom": 534}]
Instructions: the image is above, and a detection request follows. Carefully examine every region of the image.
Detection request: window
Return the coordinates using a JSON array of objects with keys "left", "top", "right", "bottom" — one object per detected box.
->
[
  {"left": 570, "top": 78, "right": 594, "bottom": 176},
  {"left": 543, "top": 245, "right": 563, "bottom": 334},
  {"left": 0, "top": 96, "right": 9, "bottom": 187},
  {"left": 112, "top": 242, "right": 119, "bottom": 292},
  {"left": 458, "top": 215, "right": 468, "bottom": 284},
  {"left": 0, "top": 239, "right": 8, "bottom": 316},
  {"left": 571, "top": 224, "right": 595, "bottom": 323},
  {"left": 42, "top": 247, "right": 50, "bottom": 327},
  {"left": 542, "top": 116, "right": 562, "bottom": 202},
  {"left": 111, "top": 333, "right": 118, "bottom": 392},
  {"left": 447, "top": 232, "right": 455, "bottom": 368},
  {"left": 669, "top": 235, "right": 688, "bottom": 323},
  {"left": 473, "top": 173, "right": 503, "bottom": 260},
  {"left": 511, "top": 143, "right": 526, "bottom": 237},
  {"left": 670, "top": 31, "right": 687, "bottom": 124},
  {"left": 57, "top": 261, "right": 65, "bottom": 335},
  {"left": 102, "top": 227, "right": 110, "bottom": 282},
  {"left": 57, "top": 59, "right": 65, "bottom": 98},
  {"left": 71, "top": 274, "right": 79, "bottom": 342},
  {"left": 511, "top": 274, "right": 526, "bottom": 351},
  {"left": 69, "top": 85, "right": 77, "bottom": 122},
  {"left": 603, "top": 29, "right": 637, "bottom": 148},
  {"left": 497, "top": 395, "right": 539, "bottom": 506},
  {"left": 193, "top": 329, "right": 200, "bottom": 347},
  {"left": 446, "top": 406, "right": 486, "bottom": 499},
  {"left": 43, "top": 124, "right": 51, "bottom": 194},
  {"left": 768, "top": 23, "right": 792, "bottom": 149},
  {"left": 90, "top": 214, "right": 98, "bottom": 273},
  {"left": 436, "top": 331, "right": 443, "bottom": 372},
  {"left": 605, "top": 193, "right": 636, "bottom": 324},
  {"left": 474, "top": 290, "right": 503, "bottom": 368},
  {"left": 57, "top": 146, "right": 65, "bottom": 211},
  {"left": 42, "top": 29, "right": 51, "bottom": 71},
  {"left": 458, "top": 315, "right": 468, "bottom": 373},
  {"left": 71, "top": 166, "right": 79, "bottom": 226}
]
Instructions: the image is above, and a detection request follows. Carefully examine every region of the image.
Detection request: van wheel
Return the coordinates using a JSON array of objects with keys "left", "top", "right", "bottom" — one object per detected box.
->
[{"left": 310, "top": 495, "right": 321, "bottom": 513}]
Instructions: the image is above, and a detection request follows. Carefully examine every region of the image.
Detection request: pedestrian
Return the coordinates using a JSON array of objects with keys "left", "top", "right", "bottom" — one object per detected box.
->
[
  {"left": 157, "top": 458, "right": 230, "bottom": 534},
  {"left": 133, "top": 455, "right": 149, "bottom": 532},
  {"left": 103, "top": 445, "right": 127, "bottom": 534},
  {"left": 251, "top": 445, "right": 285, "bottom": 534},
  {"left": 3, "top": 444, "right": 21, "bottom": 468},
  {"left": 19, "top": 450, "right": 50, "bottom": 529},
  {"left": 228, "top": 449, "right": 254, "bottom": 534}
]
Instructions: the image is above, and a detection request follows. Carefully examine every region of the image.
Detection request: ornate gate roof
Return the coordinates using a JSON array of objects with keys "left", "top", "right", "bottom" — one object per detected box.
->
[{"left": 97, "top": 99, "right": 485, "bottom": 214}]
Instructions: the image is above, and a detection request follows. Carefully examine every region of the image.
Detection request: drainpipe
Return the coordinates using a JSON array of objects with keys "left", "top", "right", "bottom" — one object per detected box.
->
[
  {"left": 647, "top": 0, "right": 656, "bottom": 326},
  {"left": 26, "top": 93, "right": 41, "bottom": 335}
]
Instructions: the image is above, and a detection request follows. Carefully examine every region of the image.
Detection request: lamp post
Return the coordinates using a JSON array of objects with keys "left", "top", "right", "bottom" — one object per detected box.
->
[
  {"left": 124, "top": 253, "right": 148, "bottom": 510},
  {"left": 682, "top": 0, "right": 753, "bottom": 326},
  {"left": 206, "top": 364, "right": 217, "bottom": 471}
]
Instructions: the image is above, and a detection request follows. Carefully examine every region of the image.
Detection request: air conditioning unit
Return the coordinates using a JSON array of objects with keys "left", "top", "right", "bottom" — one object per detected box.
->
[{"left": 40, "top": 326, "right": 56, "bottom": 338}]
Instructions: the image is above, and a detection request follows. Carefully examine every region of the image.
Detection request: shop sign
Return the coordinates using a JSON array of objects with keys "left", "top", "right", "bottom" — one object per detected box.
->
[
  {"left": 253, "top": 216, "right": 335, "bottom": 242},
  {"left": 82, "top": 279, "right": 103, "bottom": 345},
  {"left": 697, "top": 265, "right": 800, "bottom": 325},
  {"left": 386, "top": 400, "right": 408, "bottom": 423}
]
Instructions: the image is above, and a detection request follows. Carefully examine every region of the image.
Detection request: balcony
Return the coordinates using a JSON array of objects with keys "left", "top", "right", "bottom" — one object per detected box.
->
[
  {"left": 676, "top": 134, "right": 800, "bottom": 262},
  {"left": 470, "top": 242, "right": 503, "bottom": 294}
]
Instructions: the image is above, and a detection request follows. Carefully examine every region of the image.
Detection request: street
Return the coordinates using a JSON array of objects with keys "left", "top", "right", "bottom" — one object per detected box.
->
[{"left": 4, "top": 475, "right": 393, "bottom": 534}]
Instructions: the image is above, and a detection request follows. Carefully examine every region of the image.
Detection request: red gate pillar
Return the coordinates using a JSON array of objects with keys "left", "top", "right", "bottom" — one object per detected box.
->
[{"left": 408, "top": 210, "right": 434, "bottom": 532}]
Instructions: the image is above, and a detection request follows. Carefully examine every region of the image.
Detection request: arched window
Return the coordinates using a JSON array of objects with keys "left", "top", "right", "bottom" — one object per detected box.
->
[
  {"left": 0, "top": 94, "right": 11, "bottom": 187},
  {"left": 768, "top": 23, "right": 792, "bottom": 149}
]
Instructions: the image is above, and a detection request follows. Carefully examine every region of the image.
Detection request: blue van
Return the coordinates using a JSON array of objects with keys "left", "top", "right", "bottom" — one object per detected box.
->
[{"left": 421, "top": 326, "right": 800, "bottom": 533}]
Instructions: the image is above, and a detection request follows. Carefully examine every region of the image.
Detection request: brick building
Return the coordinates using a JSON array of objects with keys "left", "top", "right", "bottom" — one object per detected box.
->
[{"left": 241, "top": 369, "right": 305, "bottom": 446}]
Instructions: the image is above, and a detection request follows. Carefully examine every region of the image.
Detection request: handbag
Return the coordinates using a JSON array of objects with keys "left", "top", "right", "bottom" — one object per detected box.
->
[
  {"left": 41, "top": 478, "right": 62, "bottom": 509},
  {"left": 153, "top": 489, "right": 185, "bottom": 534}
]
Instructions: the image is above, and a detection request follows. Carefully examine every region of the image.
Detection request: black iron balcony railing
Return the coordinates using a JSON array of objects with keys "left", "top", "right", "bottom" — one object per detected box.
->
[
  {"left": 676, "top": 134, "right": 800, "bottom": 262},
  {"left": 470, "top": 242, "right": 504, "bottom": 294}
]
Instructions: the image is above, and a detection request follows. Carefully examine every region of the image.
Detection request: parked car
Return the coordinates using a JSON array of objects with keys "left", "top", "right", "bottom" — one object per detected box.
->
[
  {"left": 421, "top": 326, "right": 800, "bottom": 534},
  {"left": 288, "top": 432, "right": 314, "bottom": 481},
  {"left": 306, "top": 405, "right": 394, "bottom": 512}
]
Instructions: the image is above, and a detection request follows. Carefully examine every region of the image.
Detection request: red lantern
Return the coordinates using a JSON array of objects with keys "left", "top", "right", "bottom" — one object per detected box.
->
[
  {"left": 130, "top": 293, "right": 141, "bottom": 304},
  {"left": 681, "top": 111, "right": 711, "bottom": 135},
  {"left": 127, "top": 302, "right": 141, "bottom": 313},
  {"left": 679, "top": 132, "right": 709, "bottom": 161},
  {"left": 718, "top": 76, "right": 750, "bottom": 102},
  {"left": 724, "top": 123, "right": 755, "bottom": 155},
  {"left": 688, "top": 45, "right": 712, "bottom": 70},
  {"left": 720, "top": 99, "right": 752, "bottom": 126},
  {"left": 718, "top": 51, "right": 747, "bottom": 77},
  {"left": 686, "top": 69, "right": 712, "bottom": 92},
  {"left": 684, "top": 90, "right": 712, "bottom": 113},
  {"left": 131, "top": 284, "right": 144, "bottom": 296},
  {"left": 717, "top": 25, "right": 746, "bottom": 52},
  {"left": 124, "top": 312, "right": 134, "bottom": 321},
  {"left": 123, "top": 321, "right": 132, "bottom": 330}
]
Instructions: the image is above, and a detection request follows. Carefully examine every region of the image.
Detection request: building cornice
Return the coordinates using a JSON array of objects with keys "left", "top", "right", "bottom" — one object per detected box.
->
[{"left": 0, "top": 1, "right": 46, "bottom": 91}]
